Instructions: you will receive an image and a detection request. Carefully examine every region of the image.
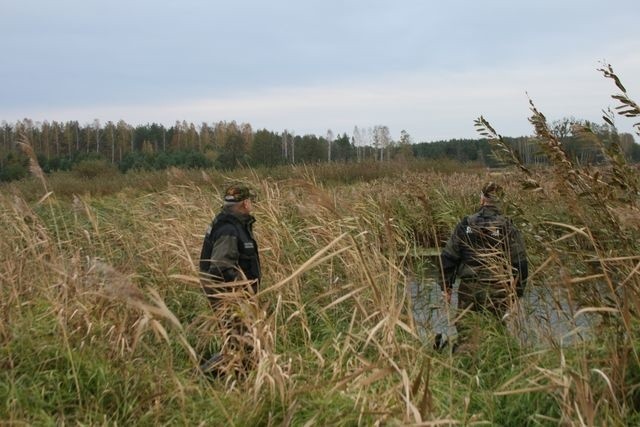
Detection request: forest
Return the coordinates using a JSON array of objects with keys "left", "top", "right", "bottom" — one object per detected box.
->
[{"left": 1, "top": 116, "right": 638, "bottom": 183}]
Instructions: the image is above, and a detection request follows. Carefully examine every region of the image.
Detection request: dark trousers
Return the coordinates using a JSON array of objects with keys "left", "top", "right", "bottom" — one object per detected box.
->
[
  {"left": 456, "top": 279, "right": 517, "bottom": 340},
  {"left": 200, "top": 280, "right": 258, "bottom": 372}
]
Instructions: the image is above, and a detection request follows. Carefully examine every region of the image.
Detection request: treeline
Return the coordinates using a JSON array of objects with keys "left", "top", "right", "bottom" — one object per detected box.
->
[
  {"left": 0, "top": 120, "right": 407, "bottom": 182},
  {"left": 0, "top": 118, "right": 638, "bottom": 182},
  {"left": 414, "top": 121, "right": 640, "bottom": 167}
]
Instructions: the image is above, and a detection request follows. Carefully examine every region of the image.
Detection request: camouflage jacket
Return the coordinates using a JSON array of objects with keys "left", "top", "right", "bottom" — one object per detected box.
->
[
  {"left": 199, "top": 208, "right": 261, "bottom": 288},
  {"left": 439, "top": 205, "right": 528, "bottom": 296}
]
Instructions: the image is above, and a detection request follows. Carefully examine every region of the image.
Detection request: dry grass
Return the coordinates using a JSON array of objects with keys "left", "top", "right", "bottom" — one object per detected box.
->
[
  {"left": 3, "top": 67, "right": 640, "bottom": 423},
  {"left": 1, "top": 156, "right": 639, "bottom": 424}
]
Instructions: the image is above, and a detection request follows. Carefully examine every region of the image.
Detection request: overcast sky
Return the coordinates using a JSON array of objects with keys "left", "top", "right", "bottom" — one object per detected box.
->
[{"left": 1, "top": 0, "right": 639, "bottom": 142}]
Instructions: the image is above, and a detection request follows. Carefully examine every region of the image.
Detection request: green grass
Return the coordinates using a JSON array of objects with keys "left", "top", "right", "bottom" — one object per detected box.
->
[{"left": 1, "top": 153, "right": 640, "bottom": 424}]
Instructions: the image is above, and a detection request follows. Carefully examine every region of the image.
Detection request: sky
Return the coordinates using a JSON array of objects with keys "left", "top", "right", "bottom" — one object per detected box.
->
[{"left": 1, "top": 0, "right": 639, "bottom": 143}]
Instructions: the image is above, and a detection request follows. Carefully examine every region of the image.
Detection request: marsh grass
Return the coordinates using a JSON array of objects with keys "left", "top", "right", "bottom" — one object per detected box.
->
[
  {"left": 2, "top": 157, "right": 638, "bottom": 425},
  {"left": 471, "top": 64, "right": 640, "bottom": 425},
  {"left": 2, "top": 69, "right": 640, "bottom": 424}
]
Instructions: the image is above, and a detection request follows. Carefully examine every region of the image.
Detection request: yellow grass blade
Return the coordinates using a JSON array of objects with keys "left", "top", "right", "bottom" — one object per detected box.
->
[{"left": 258, "top": 232, "right": 349, "bottom": 296}]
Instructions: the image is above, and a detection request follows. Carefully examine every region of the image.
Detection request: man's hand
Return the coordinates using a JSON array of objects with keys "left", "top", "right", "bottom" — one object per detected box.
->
[{"left": 442, "top": 289, "right": 452, "bottom": 304}]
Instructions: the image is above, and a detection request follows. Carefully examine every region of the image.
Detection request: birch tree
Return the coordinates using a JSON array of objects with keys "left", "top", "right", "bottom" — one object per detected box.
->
[
  {"left": 326, "top": 129, "right": 334, "bottom": 162},
  {"left": 93, "top": 119, "right": 101, "bottom": 154},
  {"left": 373, "top": 125, "right": 390, "bottom": 161}
]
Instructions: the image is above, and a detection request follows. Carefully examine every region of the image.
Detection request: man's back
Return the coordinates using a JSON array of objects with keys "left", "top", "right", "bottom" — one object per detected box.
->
[{"left": 439, "top": 182, "right": 528, "bottom": 306}]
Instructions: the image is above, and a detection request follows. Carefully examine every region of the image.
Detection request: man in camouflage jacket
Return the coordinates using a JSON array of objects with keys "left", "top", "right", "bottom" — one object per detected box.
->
[
  {"left": 198, "top": 183, "right": 261, "bottom": 376},
  {"left": 199, "top": 184, "right": 261, "bottom": 307},
  {"left": 439, "top": 182, "right": 528, "bottom": 324}
]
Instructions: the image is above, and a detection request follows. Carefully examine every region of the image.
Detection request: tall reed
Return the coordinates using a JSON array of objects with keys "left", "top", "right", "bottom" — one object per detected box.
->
[{"left": 2, "top": 66, "right": 640, "bottom": 424}]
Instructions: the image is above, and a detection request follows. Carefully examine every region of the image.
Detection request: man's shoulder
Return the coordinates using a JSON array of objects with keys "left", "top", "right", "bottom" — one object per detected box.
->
[
  {"left": 212, "top": 213, "right": 241, "bottom": 235},
  {"left": 466, "top": 208, "right": 514, "bottom": 231}
]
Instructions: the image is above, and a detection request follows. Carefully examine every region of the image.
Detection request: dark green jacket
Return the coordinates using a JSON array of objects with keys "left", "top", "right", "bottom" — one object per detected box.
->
[
  {"left": 199, "top": 207, "right": 261, "bottom": 296},
  {"left": 440, "top": 204, "right": 528, "bottom": 296}
]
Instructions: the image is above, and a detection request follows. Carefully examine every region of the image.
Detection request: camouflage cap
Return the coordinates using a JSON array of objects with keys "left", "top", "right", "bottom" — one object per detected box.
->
[
  {"left": 481, "top": 181, "right": 504, "bottom": 201},
  {"left": 223, "top": 184, "right": 256, "bottom": 202}
]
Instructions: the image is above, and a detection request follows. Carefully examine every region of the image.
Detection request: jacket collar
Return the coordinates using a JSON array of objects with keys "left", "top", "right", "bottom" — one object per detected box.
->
[
  {"left": 219, "top": 207, "right": 255, "bottom": 225},
  {"left": 477, "top": 204, "right": 502, "bottom": 217}
]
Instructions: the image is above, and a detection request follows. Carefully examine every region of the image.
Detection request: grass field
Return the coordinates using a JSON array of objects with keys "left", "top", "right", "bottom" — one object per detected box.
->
[{"left": 1, "top": 147, "right": 640, "bottom": 425}]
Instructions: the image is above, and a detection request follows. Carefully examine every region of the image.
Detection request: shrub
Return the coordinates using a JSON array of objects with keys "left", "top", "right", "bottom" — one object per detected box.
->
[
  {"left": 72, "top": 159, "right": 119, "bottom": 179},
  {"left": 0, "top": 162, "right": 28, "bottom": 182}
]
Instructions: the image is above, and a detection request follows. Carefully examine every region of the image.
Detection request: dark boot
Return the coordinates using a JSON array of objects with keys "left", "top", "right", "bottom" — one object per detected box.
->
[
  {"left": 200, "top": 353, "right": 225, "bottom": 378},
  {"left": 433, "top": 333, "right": 448, "bottom": 351}
]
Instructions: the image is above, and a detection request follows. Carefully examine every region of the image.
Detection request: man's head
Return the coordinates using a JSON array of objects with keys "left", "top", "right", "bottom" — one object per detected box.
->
[
  {"left": 480, "top": 181, "right": 504, "bottom": 205},
  {"left": 223, "top": 184, "right": 256, "bottom": 213}
]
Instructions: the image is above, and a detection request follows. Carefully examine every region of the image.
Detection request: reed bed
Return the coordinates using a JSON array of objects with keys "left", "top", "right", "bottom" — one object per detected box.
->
[
  {"left": 0, "top": 68, "right": 640, "bottom": 426},
  {"left": 2, "top": 129, "right": 640, "bottom": 423}
]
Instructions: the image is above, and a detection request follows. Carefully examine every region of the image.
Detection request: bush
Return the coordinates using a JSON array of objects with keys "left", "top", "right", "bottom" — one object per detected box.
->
[
  {"left": 72, "top": 159, "right": 119, "bottom": 179},
  {"left": 0, "top": 162, "right": 28, "bottom": 182},
  {"left": 0, "top": 152, "right": 29, "bottom": 182}
]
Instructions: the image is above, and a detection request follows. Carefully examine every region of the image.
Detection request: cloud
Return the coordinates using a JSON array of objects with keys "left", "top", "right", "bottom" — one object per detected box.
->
[
  {"left": 2, "top": 1, "right": 639, "bottom": 142},
  {"left": 3, "top": 41, "right": 639, "bottom": 142}
]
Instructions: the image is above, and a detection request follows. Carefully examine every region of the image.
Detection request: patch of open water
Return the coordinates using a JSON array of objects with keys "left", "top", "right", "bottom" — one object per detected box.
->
[{"left": 409, "top": 277, "right": 597, "bottom": 348}]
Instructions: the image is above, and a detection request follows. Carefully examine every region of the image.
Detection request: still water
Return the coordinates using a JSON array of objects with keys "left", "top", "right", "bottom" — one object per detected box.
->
[{"left": 409, "top": 278, "right": 596, "bottom": 347}]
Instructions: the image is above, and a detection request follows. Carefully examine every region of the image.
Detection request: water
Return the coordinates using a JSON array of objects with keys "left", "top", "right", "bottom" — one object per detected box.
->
[{"left": 408, "top": 278, "right": 596, "bottom": 348}]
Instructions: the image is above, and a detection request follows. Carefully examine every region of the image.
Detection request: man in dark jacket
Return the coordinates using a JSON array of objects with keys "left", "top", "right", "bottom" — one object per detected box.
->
[
  {"left": 438, "top": 182, "right": 528, "bottom": 347},
  {"left": 199, "top": 183, "right": 261, "bottom": 375}
]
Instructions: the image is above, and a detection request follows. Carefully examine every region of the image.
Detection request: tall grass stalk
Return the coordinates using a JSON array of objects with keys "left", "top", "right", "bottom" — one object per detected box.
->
[{"left": 2, "top": 69, "right": 640, "bottom": 423}]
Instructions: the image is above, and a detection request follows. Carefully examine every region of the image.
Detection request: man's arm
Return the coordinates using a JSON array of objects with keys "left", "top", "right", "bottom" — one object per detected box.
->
[
  {"left": 514, "top": 256, "right": 528, "bottom": 297},
  {"left": 440, "top": 252, "right": 459, "bottom": 294},
  {"left": 439, "top": 221, "right": 465, "bottom": 297},
  {"left": 509, "top": 226, "right": 528, "bottom": 297},
  {"left": 208, "top": 235, "right": 240, "bottom": 282}
]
